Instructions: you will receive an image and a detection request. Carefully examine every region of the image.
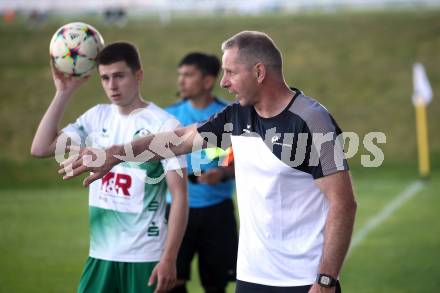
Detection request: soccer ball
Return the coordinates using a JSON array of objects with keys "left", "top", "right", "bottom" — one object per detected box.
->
[{"left": 49, "top": 22, "right": 104, "bottom": 77}]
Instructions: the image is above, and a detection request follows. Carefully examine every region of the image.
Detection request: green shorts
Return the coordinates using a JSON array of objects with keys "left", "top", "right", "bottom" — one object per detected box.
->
[{"left": 77, "top": 257, "right": 158, "bottom": 293}]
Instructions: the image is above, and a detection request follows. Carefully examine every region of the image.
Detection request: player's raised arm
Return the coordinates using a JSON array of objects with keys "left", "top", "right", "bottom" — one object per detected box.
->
[
  {"left": 30, "top": 64, "right": 89, "bottom": 157},
  {"left": 59, "top": 123, "right": 208, "bottom": 186}
]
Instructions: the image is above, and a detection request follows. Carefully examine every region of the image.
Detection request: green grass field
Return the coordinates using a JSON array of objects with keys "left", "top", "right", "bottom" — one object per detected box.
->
[
  {"left": 1, "top": 166, "right": 439, "bottom": 292},
  {"left": 1, "top": 9, "right": 440, "bottom": 293}
]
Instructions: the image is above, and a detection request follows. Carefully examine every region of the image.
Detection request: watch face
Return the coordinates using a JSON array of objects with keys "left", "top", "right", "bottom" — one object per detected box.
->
[{"left": 320, "top": 276, "right": 331, "bottom": 285}]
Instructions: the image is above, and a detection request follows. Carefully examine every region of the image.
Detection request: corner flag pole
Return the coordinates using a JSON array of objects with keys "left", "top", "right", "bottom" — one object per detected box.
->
[
  {"left": 415, "top": 100, "right": 430, "bottom": 178},
  {"left": 412, "top": 63, "right": 432, "bottom": 179}
]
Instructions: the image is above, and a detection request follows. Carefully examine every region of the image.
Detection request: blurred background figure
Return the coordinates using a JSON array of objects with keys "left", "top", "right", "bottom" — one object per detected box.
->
[
  {"left": 103, "top": 7, "right": 127, "bottom": 27},
  {"left": 27, "top": 9, "right": 48, "bottom": 27},
  {"left": 2, "top": 8, "right": 16, "bottom": 23},
  {"left": 166, "top": 52, "right": 238, "bottom": 293}
]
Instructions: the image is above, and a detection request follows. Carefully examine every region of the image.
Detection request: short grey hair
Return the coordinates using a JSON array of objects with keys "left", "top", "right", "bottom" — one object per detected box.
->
[{"left": 221, "top": 31, "right": 282, "bottom": 71}]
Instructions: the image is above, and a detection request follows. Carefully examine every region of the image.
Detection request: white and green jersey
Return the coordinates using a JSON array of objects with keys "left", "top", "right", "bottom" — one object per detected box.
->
[{"left": 62, "top": 103, "right": 186, "bottom": 262}]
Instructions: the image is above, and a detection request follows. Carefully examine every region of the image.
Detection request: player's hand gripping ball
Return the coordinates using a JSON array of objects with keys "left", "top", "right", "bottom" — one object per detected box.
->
[{"left": 49, "top": 22, "right": 104, "bottom": 77}]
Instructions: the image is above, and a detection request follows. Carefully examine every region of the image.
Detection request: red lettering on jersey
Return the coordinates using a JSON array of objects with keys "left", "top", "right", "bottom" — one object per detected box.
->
[
  {"left": 101, "top": 172, "right": 115, "bottom": 187},
  {"left": 101, "top": 172, "right": 132, "bottom": 196},
  {"left": 115, "top": 174, "right": 132, "bottom": 196}
]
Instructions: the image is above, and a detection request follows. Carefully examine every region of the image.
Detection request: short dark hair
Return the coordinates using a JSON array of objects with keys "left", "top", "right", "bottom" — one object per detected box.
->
[
  {"left": 96, "top": 42, "right": 142, "bottom": 72},
  {"left": 222, "top": 31, "right": 282, "bottom": 71},
  {"left": 178, "top": 52, "right": 220, "bottom": 77}
]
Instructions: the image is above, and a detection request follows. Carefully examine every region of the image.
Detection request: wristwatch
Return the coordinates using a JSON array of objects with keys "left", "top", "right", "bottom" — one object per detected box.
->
[{"left": 316, "top": 273, "right": 337, "bottom": 288}]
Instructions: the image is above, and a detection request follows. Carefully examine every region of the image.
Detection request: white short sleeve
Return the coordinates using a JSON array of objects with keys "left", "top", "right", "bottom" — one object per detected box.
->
[
  {"left": 157, "top": 112, "right": 187, "bottom": 172},
  {"left": 61, "top": 105, "right": 103, "bottom": 146}
]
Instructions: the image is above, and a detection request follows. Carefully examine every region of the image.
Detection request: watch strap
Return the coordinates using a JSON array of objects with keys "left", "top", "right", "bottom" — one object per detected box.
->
[{"left": 316, "top": 273, "right": 337, "bottom": 288}]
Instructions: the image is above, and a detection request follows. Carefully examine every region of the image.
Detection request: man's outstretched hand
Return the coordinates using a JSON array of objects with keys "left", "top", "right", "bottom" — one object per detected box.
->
[{"left": 58, "top": 145, "right": 123, "bottom": 187}]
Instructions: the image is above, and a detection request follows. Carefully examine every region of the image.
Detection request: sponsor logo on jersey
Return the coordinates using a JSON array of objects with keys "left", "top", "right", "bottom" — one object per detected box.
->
[
  {"left": 271, "top": 135, "right": 280, "bottom": 143},
  {"left": 101, "top": 128, "right": 109, "bottom": 138},
  {"left": 134, "top": 128, "right": 151, "bottom": 139},
  {"left": 243, "top": 124, "right": 251, "bottom": 133},
  {"left": 147, "top": 200, "right": 159, "bottom": 211},
  {"left": 148, "top": 222, "right": 160, "bottom": 237},
  {"left": 101, "top": 172, "right": 132, "bottom": 196},
  {"left": 270, "top": 134, "right": 293, "bottom": 148}
]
